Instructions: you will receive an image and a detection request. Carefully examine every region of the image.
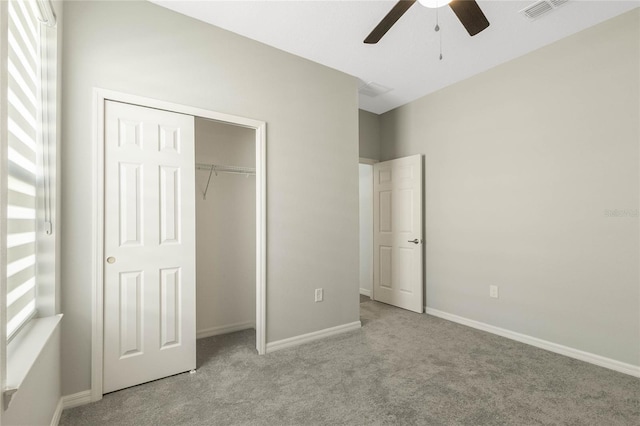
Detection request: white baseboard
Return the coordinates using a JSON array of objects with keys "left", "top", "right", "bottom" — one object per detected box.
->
[
  {"left": 62, "top": 390, "right": 92, "bottom": 410},
  {"left": 197, "top": 321, "right": 255, "bottom": 339},
  {"left": 425, "top": 307, "right": 640, "bottom": 378},
  {"left": 359, "top": 288, "right": 371, "bottom": 297},
  {"left": 266, "top": 321, "right": 362, "bottom": 353},
  {"left": 50, "top": 397, "right": 64, "bottom": 426}
]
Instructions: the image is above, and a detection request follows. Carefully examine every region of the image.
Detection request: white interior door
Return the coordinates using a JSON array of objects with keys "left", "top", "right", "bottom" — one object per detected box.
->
[
  {"left": 103, "top": 100, "right": 196, "bottom": 393},
  {"left": 373, "top": 155, "right": 423, "bottom": 313}
]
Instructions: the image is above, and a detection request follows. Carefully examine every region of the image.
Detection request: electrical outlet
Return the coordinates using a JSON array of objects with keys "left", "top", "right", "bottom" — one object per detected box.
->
[
  {"left": 315, "top": 288, "right": 323, "bottom": 302},
  {"left": 489, "top": 285, "right": 499, "bottom": 299}
]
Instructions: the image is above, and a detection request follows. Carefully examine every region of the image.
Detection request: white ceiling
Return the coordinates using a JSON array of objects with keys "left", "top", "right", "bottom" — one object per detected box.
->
[{"left": 151, "top": 0, "right": 639, "bottom": 114}]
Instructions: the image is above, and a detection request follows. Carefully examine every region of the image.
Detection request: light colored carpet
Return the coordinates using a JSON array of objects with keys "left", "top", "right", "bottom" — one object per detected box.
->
[{"left": 60, "top": 300, "right": 639, "bottom": 425}]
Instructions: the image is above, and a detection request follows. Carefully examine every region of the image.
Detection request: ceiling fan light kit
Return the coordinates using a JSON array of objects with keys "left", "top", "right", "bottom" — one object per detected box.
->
[
  {"left": 364, "top": 0, "right": 490, "bottom": 44},
  {"left": 418, "top": 0, "right": 452, "bottom": 8}
]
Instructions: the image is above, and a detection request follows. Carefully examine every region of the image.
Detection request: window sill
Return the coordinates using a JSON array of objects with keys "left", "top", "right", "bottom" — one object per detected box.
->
[{"left": 4, "top": 314, "right": 63, "bottom": 409}]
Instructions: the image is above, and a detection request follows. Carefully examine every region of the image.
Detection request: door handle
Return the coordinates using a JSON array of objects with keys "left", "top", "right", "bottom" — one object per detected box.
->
[
  {"left": 106, "top": 256, "right": 116, "bottom": 264},
  {"left": 408, "top": 239, "right": 420, "bottom": 244}
]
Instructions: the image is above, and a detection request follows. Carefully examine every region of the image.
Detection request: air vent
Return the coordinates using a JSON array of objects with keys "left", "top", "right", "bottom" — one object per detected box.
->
[
  {"left": 549, "top": 0, "right": 569, "bottom": 7},
  {"left": 520, "top": 0, "right": 569, "bottom": 20},
  {"left": 358, "top": 82, "right": 392, "bottom": 98}
]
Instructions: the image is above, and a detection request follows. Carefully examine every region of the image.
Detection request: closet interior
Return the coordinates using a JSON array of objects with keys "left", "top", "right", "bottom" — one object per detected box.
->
[{"left": 195, "top": 118, "right": 256, "bottom": 340}]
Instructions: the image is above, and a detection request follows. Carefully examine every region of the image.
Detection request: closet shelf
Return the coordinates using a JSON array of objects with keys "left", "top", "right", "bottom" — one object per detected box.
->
[
  {"left": 196, "top": 163, "right": 256, "bottom": 175},
  {"left": 196, "top": 163, "right": 256, "bottom": 200}
]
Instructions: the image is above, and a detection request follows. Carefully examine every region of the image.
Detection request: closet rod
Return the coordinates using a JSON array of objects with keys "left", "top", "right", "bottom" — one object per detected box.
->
[
  {"left": 196, "top": 163, "right": 256, "bottom": 200},
  {"left": 196, "top": 163, "right": 256, "bottom": 175}
]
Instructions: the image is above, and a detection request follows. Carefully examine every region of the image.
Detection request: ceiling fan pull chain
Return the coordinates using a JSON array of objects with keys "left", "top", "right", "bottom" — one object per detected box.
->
[{"left": 435, "top": 5, "right": 443, "bottom": 60}]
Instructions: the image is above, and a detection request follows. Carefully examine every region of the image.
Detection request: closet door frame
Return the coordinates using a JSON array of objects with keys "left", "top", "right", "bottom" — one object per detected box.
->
[{"left": 90, "top": 88, "right": 267, "bottom": 403}]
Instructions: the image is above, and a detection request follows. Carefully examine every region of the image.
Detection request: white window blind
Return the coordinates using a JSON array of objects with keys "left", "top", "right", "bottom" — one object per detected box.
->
[{"left": 6, "top": 0, "right": 41, "bottom": 340}]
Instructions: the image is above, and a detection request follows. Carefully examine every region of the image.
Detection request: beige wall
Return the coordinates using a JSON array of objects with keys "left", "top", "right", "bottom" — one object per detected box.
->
[
  {"left": 359, "top": 109, "right": 381, "bottom": 161},
  {"left": 380, "top": 9, "right": 639, "bottom": 366},
  {"left": 60, "top": 1, "right": 359, "bottom": 395},
  {"left": 195, "top": 119, "right": 256, "bottom": 335}
]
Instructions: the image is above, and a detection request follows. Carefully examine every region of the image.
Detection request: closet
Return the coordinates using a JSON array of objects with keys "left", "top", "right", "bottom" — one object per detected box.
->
[{"left": 195, "top": 118, "right": 256, "bottom": 339}]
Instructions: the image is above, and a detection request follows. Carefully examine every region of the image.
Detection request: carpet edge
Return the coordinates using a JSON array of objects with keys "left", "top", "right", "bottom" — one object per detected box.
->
[{"left": 426, "top": 307, "right": 640, "bottom": 378}]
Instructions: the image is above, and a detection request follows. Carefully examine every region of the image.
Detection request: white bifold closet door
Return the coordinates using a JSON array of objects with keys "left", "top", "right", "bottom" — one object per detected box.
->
[{"left": 103, "top": 100, "right": 196, "bottom": 393}]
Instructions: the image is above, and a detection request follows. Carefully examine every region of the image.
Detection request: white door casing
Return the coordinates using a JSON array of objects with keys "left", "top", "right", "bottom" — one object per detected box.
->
[
  {"left": 359, "top": 163, "right": 374, "bottom": 297},
  {"left": 373, "top": 155, "right": 423, "bottom": 313},
  {"left": 103, "top": 100, "right": 196, "bottom": 393}
]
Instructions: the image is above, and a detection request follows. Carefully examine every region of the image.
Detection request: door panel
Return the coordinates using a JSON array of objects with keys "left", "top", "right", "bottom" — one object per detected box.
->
[
  {"left": 104, "top": 100, "right": 196, "bottom": 393},
  {"left": 119, "top": 270, "right": 143, "bottom": 357},
  {"left": 159, "top": 166, "right": 180, "bottom": 244},
  {"left": 379, "top": 246, "right": 392, "bottom": 289},
  {"left": 159, "top": 267, "right": 181, "bottom": 348},
  {"left": 119, "top": 162, "right": 142, "bottom": 246},
  {"left": 379, "top": 190, "right": 392, "bottom": 232},
  {"left": 373, "top": 155, "right": 423, "bottom": 313}
]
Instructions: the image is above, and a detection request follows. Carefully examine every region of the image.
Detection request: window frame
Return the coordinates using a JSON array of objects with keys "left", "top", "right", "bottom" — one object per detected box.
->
[
  {"left": 1, "top": 0, "right": 10, "bottom": 412},
  {"left": 1, "top": 0, "right": 59, "bottom": 412}
]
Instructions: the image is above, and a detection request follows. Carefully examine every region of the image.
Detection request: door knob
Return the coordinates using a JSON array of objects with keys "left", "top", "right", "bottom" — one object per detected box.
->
[
  {"left": 408, "top": 239, "right": 420, "bottom": 244},
  {"left": 106, "top": 256, "right": 116, "bottom": 264}
]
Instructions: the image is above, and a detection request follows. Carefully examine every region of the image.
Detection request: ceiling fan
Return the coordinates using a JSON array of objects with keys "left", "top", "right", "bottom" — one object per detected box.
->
[{"left": 364, "top": 0, "right": 490, "bottom": 44}]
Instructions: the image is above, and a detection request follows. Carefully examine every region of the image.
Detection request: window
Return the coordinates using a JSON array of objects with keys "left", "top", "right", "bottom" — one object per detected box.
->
[{"left": 3, "top": 0, "right": 57, "bottom": 341}]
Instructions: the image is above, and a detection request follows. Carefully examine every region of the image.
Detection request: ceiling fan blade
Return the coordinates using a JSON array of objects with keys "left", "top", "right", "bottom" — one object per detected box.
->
[
  {"left": 449, "top": 0, "right": 490, "bottom": 36},
  {"left": 364, "top": 0, "right": 417, "bottom": 44}
]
